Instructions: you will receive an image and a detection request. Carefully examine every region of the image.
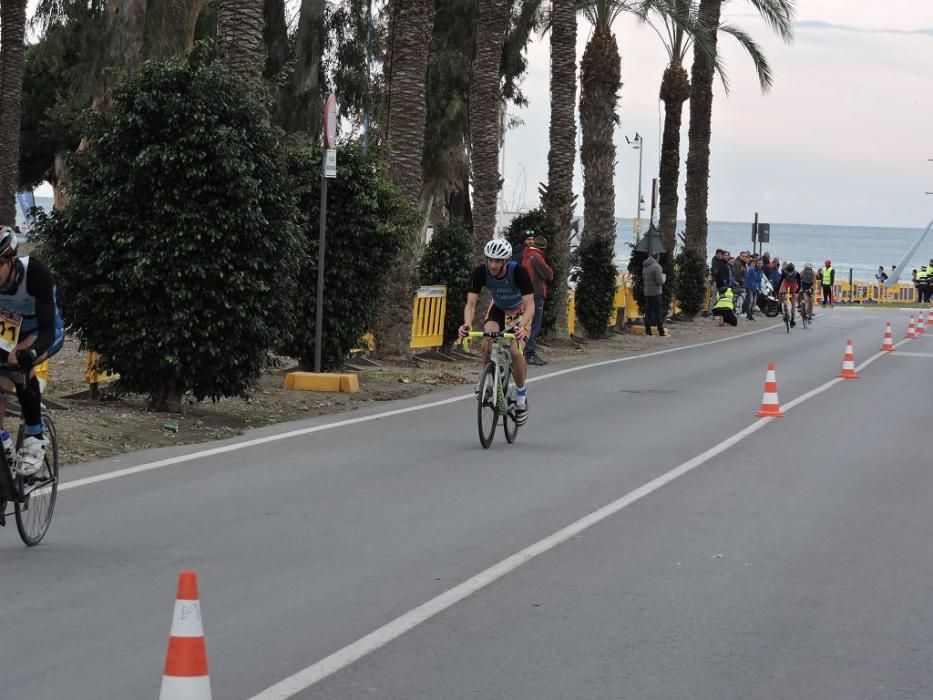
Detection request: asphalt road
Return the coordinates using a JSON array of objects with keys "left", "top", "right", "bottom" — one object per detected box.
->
[{"left": 2, "top": 308, "right": 931, "bottom": 700}]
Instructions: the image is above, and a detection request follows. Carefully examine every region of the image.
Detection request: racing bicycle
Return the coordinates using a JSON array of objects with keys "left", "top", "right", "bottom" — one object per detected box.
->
[{"left": 463, "top": 330, "right": 520, "bottom": 449}]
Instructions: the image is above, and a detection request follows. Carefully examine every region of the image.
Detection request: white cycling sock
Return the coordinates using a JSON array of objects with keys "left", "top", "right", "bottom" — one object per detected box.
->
[{"left": 516, "top": 386, "right": 527, "bottom": 405}]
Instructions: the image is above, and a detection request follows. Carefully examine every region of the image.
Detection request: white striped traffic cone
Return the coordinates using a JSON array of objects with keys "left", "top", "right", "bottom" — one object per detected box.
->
[
  {"left": 927, "top": 305, "right": 933, "bottom": 328},
  {"left": 880, "top": 322, "right": 896, "bottom": 351},
  {"left": 160, "top": 571, "right": 212, "bottom": 700},
  {"left": 918, "top": 314, "right": 926, "bottom": 335},
  {"left": 755, "top": 363, "right": 784, "bottom": 417},
  {"left": 906, "top": 315, "right": 916, "bottom": 340},
  {"left": 839, "top": 339, "right": 858, "bottom": 379}
]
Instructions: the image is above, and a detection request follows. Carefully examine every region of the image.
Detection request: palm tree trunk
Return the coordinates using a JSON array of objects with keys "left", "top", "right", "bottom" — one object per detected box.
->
[
  {"left": 683, "top": 0, "right": 721, "bottom": 259},
  {"left": 0, "top": 0, "right": 27, "bottom": 225},
  {"left": 540, "top": 0, "right": 576, "bottom": 336},
  {"left": 281, "top": 0, "right": 325, "bottom": 135},
  {"left": 580, "top": 27, "right": 619, "bottom": 247},
  {"left": 142, "top": 0, "right": 206, "bottom": 60},
  {"left": 374, "top": 0, "right": 435, "bottom": 357},
  {"left": 658, "top": 62, "right": 690, "bottom": 254},
  {"left": 469, "top": 0, "right": 511, "bottom": 262},
  {"left": 216, "top": 0, "right": 266, "bottom": 85}
]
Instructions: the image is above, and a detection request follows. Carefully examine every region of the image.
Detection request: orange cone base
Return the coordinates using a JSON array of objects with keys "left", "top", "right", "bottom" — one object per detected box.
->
[
  {"left": 839, "top": 369, "right": 858, "bottom": 379},
  {"left": 756, "top": 406, "right": 785, "bottom": 417}
]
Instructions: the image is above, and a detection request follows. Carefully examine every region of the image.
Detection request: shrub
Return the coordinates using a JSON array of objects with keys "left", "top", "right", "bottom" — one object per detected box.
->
[
  {"left": 674, "top": 248, "right": 709, "bottom": 317},
  {"left": 34, "top": 48, "right": 301, "bottom": 411},
  {"left": 503, "top": 208, "right": 562, "bottom": 335},
  {"left": 419, "top": 220, "right": 473, "bottom": 348},
  {"left": 575, "top": 235, "right": 617, "bottom": 338},
  {"left": 277, "top": 144, "right": 412, "bottom": 368}
]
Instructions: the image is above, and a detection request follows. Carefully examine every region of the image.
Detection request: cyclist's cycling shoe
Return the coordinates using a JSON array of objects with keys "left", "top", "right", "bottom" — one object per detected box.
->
[
  {"left": 18, "top": 437, "right": 47, "bottom": 476},
  {"left": 514, "top": 403, "right": 528, "bottom": 427}
]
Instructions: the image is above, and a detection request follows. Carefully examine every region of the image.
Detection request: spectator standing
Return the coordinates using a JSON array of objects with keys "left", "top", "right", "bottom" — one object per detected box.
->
[
  {"left": 743, "top": 257, "right": 762, "bottom": 321},
  {"left": 521, "top": 236, "right": 553, "bottom": 365},
  {"left": 642, "top": 251, "right": 667, "bottom": 336}
]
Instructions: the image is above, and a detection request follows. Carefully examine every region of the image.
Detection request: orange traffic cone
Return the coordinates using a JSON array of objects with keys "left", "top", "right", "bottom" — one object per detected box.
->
[
  {"left": 927, "top": 305, "right": 933, "bottom": 328},
  {"left": 755, "top": 363, "right": 784, "bottom": 417},
  {"left": 906, "top": 316, "right": 916, "bottom": 340},
  {"left": 918, "top": 314, "right": 926, "bottom": 335},
  {"left": 160, "top": 571, "right": 212, "bottom": 700},
  {"left": 880, "top": 322, "right": 896, "bottom": 351},
  {"left": 839, "top": 339, "right": 858, "bottom": 378}
]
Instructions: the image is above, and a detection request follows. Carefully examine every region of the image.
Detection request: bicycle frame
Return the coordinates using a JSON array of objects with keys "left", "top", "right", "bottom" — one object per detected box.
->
[{"left": 464, "top": 331, "right": 516, "bottom": 414}]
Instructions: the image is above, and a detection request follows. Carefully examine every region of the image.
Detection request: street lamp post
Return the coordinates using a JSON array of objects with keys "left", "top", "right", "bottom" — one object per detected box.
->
[{"left": 625, "top": 133, "right": 644, "bottom": 241}]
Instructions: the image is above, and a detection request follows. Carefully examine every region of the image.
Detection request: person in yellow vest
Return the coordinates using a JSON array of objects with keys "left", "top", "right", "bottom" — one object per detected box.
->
[
  {"left": 819, "top": 260, "right": 835, "bottom": 308},
  {"left": 712, "top": 287, "right": 738, "bottom": 327},
  {"left": 918, "top": 265, "right": 931, "bottom": 304}
]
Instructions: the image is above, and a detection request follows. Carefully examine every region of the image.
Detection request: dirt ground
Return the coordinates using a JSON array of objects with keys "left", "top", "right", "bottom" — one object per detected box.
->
[{"left": 38, "top": 316, "right": 777, "bottom": 466}]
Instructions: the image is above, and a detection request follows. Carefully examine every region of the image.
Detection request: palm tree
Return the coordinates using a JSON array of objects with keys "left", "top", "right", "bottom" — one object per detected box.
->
[
  {"left": 0, "top": 0, "right": 27, "bottom": 224},
  {"left": 683, "top": 0, "right": 794, "bottom": 257},
  {"left": 469, "top": 0, "right": 512, "bottom": 261},
  {"left": 374, "top": 0, "right": 436, "bottom": 356},
  {"left": 539, "top": 0, "right": 577, "bottom": 336},
  {"left": 635, "top": 0, "right": 716, "bottom": 254},
  {"left": 216, "top": 0, "right": 266, "bottom": 85}
]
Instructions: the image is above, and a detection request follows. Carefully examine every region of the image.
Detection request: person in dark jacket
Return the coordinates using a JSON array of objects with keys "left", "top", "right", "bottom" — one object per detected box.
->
[
  {"left": 521, "top": 236, "right": 554, "bottom": 365},
  {"left": 642, "top": 252, "right": 667, "bottom": 336}
]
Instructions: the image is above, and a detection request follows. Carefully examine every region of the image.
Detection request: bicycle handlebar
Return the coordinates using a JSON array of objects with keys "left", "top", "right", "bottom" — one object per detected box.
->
[{"left": 461, "top": 330, "right": 517, "bottom": 352}]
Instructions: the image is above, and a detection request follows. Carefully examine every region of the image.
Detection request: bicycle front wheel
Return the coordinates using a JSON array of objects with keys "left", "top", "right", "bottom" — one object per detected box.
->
[
  {"left": 502, "top": 367, "right": 519, "bottom": 444},
  {"left": 476, "top": 363, "right": 498, "bottom": 449},
  {"left": 15, "top": 415, "right": 59, "bottom": 546}
]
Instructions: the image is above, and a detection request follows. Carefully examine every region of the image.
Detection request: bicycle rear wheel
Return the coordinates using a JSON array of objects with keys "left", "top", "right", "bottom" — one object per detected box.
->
[
  {"left": 502, "top": 367, "right": 519, "bottom": 444},
  {"left": 476, "top": 363, "right": 498, "bottom": 449},
  {"left": 15, "top": 415, "right": 59, "bottom": 546}
]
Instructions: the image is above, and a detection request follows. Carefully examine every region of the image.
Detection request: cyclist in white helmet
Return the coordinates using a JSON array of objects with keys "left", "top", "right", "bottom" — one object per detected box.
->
[{"left": 459, "top": 238, "right": 535, "bottom": 425}]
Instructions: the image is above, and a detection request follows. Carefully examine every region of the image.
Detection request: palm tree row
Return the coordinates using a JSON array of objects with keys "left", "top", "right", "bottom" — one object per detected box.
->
[{"left": 0, "top": 0, "right": 796, "bottom": 351}]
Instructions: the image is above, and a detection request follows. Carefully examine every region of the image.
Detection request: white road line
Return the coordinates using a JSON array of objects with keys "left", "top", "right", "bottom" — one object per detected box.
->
[
  {"left": 889, "top": 351, "right": 933, "bottom": 358},
  {"left": 60, "top": 323, "right": 782, "bottom": 493},
  {"left": 245, "top": 336, "right": 908, "bottom": 700}
]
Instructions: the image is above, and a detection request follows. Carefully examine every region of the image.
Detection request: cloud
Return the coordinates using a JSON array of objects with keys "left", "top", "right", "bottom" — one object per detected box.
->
[{"left": 794, "top": 19, "right": 933, "bottom": 37}]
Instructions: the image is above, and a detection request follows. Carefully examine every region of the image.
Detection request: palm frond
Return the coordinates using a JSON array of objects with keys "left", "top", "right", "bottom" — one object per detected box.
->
[
  {"left": 746, "top": 0, "right": 795, "bottom": 43},
  {"left": 719, "top": 23, "right": 773, "bottom": 92}
]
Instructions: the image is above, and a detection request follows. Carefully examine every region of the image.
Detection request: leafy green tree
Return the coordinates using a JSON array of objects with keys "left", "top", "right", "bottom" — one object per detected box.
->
[
  {"left": 34, "top": 49, "right": 301, "bottom": 411},
  {"left": 674, "top": 248, "right": 708, "bottom": 317},
  {"left": 575, "top": 235, "right": 617, "bottom": 337},
  {"left": 418, "top": 220, "right": 473, "bottom": 349},
  {"left": 278, "top": 143, "right": 413, "bottom": 368}
]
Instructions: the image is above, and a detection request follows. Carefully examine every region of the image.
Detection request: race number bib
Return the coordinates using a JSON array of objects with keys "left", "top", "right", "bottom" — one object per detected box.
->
[{"left": 0, "top": 308, "right": 22, "bottom": 352}]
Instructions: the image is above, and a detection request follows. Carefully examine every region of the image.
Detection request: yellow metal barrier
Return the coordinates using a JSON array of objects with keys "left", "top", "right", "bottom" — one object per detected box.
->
[
  {"left": 410, "top": 285, "right": 447, "bottom": 349},
  {"left": 85, "top": 351, "right": 118, "bottom": 385},
  {"left": 35, "top": 360, "right": 49, "bottom": 392},
  {"left": 567, "top": 289, "right": 576, "bottom": 336},
  {"left": 610, "top": 279, "right": 627, "bottom": 327}
]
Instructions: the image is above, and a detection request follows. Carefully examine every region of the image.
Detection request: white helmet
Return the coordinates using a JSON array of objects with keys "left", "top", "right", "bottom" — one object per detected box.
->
[
  {"left": 0, "top": 226, "right": 17, "bottom": 258},
  {"left": 483, "top": 238, "right": 512, "bottom": 260}
]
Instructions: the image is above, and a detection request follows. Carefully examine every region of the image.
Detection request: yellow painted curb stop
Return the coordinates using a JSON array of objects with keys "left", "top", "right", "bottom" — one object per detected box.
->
[{"left": 284, "top": 372, "right": 360, "bottom": 394}]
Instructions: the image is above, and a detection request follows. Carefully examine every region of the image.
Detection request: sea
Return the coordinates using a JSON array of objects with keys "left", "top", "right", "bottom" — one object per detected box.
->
[
  {"left": 613, "top": 217, "right": 933, "bottom": 283},
  {"left": 19, "top": 197, "right": 932, "bottom": 284}
]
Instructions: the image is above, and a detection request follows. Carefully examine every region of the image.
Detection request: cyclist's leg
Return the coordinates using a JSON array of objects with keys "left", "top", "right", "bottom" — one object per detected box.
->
[
  {"left": 481, "top": 306, "right": 505, "bottom": 365},
  {"left": 13, "top": 331, "right": 63, "bottom": 473}
]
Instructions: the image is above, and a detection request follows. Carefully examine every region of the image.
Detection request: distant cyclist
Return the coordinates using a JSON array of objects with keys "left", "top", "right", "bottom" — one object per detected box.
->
[
  {"left": 459, "top": 239, "right": 535, "bottom": 426},
  {"left": 800, "top": 262, "right": 816, "bottom": 318},
  {"left": 779, "top": 262, "right": 801, "bottom": 327}
]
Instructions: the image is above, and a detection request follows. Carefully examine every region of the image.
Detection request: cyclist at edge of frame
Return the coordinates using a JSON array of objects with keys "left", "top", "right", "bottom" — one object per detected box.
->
[
  {"left": 800, "top": 261, "right": 816, "bottom": 318},
  {"left": 459, "top": 238, "right": 535, "bottom": 427},
  {"left": 779, "top": 262, "right": 802, "bottom": 328},
  {"left": 0, "top": 226, "right": 65, "bottom": 476}
]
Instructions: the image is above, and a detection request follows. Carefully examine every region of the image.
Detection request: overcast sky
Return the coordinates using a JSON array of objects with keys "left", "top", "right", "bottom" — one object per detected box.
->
[{"left": 500, "top": 1, "right": 933, "bottom": 228}]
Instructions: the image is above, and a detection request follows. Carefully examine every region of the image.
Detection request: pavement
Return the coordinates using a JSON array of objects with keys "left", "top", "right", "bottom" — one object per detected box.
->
[{"left": 2, "top": 308, "right": 931, "bottom": 700}]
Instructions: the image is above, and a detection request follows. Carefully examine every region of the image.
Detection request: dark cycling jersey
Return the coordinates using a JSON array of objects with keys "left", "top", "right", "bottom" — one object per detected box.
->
[
  {"left": 779, "top": 270, "right": 801, "bottom": 295},
  {"left": 0, "top": 257, "right": 63, "bottom": 357},
  {"left": 469, "top": 262, "right": 534, "bottom": 311}
]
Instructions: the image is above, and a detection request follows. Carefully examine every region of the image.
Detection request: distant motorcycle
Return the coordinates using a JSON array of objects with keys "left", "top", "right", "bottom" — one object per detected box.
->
[{"left": 757, "top": 278, "right": 781, "bottom": 317}]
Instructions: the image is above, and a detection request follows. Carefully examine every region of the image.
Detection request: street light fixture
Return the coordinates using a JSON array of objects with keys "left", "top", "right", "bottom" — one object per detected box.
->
[{"left": 625, "top": 133, "right": 644, "bottom": 240}]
